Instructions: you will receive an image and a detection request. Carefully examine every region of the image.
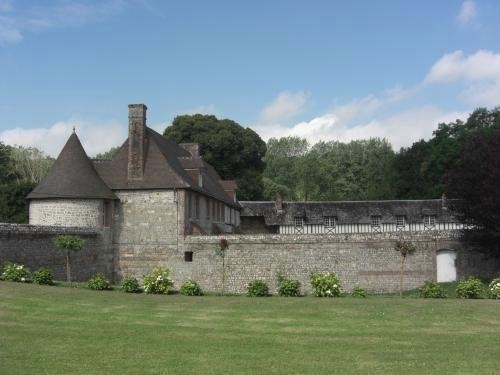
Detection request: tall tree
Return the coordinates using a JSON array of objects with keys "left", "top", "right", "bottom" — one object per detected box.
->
[
  {"left": 163, "top": 114, "right": 267, "bottom": 200},
  {"left": 395, "top": 107, "right": 500, "bottom": 199},
  {"left": 447, "top": 127, "right": 500, "bottom": 252}
]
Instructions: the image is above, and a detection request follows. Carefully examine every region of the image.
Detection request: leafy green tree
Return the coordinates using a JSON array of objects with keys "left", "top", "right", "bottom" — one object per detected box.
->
[
  {"left": 163, "top": 114, "right": 266, "bottom": 200},
  {"left": 95, "top": 146, "right": 120, "bottom": 160},
  {"left": 9, "top": 146, "right": 53, "bottom": 184},
  {"left": 395, "top": 107, "right": 500, "bottom": 199},
  {"left": 447, "top": 127, "right": 500, "bottom": 253},
  {"left": 52, "top": 235, "right": 85, "bottom": 283}
]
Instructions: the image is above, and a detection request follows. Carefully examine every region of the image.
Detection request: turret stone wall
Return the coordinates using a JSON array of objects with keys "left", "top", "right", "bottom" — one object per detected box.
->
[{"left": 29, "top": 199, "right": 102, "bottom": 227}]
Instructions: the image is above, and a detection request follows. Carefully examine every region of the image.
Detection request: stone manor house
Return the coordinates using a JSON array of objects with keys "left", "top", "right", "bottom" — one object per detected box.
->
[{"left": 1, "top": 104, "right": 498, "bottom": 293}]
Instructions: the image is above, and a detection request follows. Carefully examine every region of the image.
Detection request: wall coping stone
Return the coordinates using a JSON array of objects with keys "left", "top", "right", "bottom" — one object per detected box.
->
[
  {"left": 184, "top": 230, "right": 461, "bottom": 244},
  {"left": 0, "top": 223, "right": 100, "bottom": 237}
]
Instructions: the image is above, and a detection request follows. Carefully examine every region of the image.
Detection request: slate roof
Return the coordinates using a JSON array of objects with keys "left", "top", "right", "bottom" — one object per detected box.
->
[
  {"left": 27, "top": 133, "right": 116, "bottom": 200},
  {"left": 93, "top": 127, "right": 239, "bottom": 207},
  {"left": 239, "top": 199, "right": 457, "bottom": 225}
]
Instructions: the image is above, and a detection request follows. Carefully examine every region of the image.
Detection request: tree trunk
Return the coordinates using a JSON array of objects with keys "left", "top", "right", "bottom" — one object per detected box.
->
[
  {"left": 221, "top": 256, "right": 225, "bottom": 296},
  {"left": 400, "top": 255, "right": 405, "bottom": 298},
  {"left": 66, "top": 251, "right": 71, "bottom": 284}
]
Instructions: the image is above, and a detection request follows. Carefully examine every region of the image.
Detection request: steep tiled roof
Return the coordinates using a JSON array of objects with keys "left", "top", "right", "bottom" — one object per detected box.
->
[
  {"left": 240, "top": 200, "right": 457, "bottom": 225},
  {"left": 93, "top": 127, "right": 239, "bottom": 207},
  {"left": 27, "top": 133, "right": 116, "bottom": 200}
]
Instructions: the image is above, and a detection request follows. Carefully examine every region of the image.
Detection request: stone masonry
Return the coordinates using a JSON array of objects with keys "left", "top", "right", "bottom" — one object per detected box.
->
[
  {"left": 0, "top": 224, "right": 114, "bottom": 281},
  {"left": 29, "top": 199, "right": 102, "bottom": 227}
]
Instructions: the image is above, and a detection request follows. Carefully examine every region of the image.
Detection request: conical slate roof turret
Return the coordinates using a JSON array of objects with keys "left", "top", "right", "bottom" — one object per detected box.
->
[{"left": 27, "top": 132, "right": 116, "bottom": 200}]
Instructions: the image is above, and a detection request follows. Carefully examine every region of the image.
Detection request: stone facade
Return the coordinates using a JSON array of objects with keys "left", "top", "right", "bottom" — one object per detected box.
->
[
  {"left": 0, "top": 224, "right": 114, "bottom": 281},
  {"left": 29, "top": 199, "right": 103, "bottom": 227}
]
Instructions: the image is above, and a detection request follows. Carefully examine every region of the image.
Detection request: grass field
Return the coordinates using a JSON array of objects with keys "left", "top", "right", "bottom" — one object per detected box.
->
[{"left": 0, "top": 282, "right": 499, "bottom": 374}]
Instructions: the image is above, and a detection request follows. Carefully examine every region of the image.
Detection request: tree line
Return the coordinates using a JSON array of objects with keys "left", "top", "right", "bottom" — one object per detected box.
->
[{"left": 1, "top": 107, "right": 499, "bottom": 246}]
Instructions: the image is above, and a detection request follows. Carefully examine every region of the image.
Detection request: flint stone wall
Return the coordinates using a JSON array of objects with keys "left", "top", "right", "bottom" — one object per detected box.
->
[
  {"left": 29, "top": 199, "right": 102, "bottom": 227},
  {"left": 0, "top": 224, "right": 114, "bottom": 282}
]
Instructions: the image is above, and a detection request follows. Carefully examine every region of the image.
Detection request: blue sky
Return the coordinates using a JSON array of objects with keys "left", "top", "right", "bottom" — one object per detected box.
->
[{"left": 1, "top": 0, "right": 500, "bottom": 156}]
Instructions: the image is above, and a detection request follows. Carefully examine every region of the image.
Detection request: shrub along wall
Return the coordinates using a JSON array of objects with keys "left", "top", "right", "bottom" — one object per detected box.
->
[{"left": 0, "top": 224, "right": 114, "bottom": 282}]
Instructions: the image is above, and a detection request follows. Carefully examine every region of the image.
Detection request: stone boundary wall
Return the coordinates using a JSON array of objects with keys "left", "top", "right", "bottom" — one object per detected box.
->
[
  {"left": 0, "top": 224, "right": 114, "bottom": 282},
  {"left": 175, "top": 232, "right": 463, "bottom": 294}
]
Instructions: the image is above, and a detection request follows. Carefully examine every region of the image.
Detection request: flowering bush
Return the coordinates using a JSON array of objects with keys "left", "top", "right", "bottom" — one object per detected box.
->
[
  {"left": 310, "top": 272, "right": 342, "bottom": 297},
  {"left": 180, "top": 279, "right": 203, "bottom": 296},
  {"left": 418, "top": 281, "right": 447, "bottom": 298},
  {"left": 456, "top": 277, "right": 483, "bottom": 299},
  {"left": 120, "top": 275, "right": 141, "bottom": 293},
  {"left": 2, "top": 263, "right": 30, "bottom": 282},
  {"left": 143, "top": 268, "right": 173, "bottom": 294},
  {"left": 32, "top": 268, "right": 54, "bottom": 285},
  {"left": 276, "top": 274, "right": 301, "bottom": 297},
  {"left": 488, "top": 278, "right": 500, "bottom": 299},
  {"left": 247, "top": 279, "right": 270, "bottom": 297},
  {"left": 351, "top": 286, "right": 367, "bottom": 298},
  {"left": 87, "top": 274, "right": 111, "bottom": 290}
]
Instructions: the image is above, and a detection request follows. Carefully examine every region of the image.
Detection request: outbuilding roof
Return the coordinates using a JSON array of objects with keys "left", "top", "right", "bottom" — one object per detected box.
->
[
  {"left": 27, "top": 132, "right": 116, "bottom": 200},
  {"left": 239, "top": 199, "right": 457, "bottom": 225}
]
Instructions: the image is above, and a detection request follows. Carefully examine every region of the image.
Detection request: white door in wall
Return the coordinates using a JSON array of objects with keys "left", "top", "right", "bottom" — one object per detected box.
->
[{"left": 436, "top": 250, "right": 457, "bottom": 282}]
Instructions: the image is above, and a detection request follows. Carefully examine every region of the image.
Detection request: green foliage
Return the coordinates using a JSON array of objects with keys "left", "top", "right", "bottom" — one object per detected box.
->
[
  {"left": 143, "top": 268, "right": 173, "bottom": 294},
  {"left": 456, "top": 277, "right": 484, "bottom": 299},
  {"left": 52, "top": 235, "right": 85, "bottom": 252},
  {"left": 488, "top": 278, "right": 500, "bottom": 299},
  {"left": 163, "top": 114, "right": 266, "bottom": 200},
  {"left": 32, "top": 268, "right": 54, "bottom": 285},
  {"left": 247, "top": 279, "right": 270, "bottom": 297},
  {"left": 310, "top": 272, "right": 342, "bottom": 297},
  {"left": 87, "top": 274, "right": 111, "bottom": 291},
  {"left": 2, "top": 263, "right": 30, "bottom": 282},
  {"left": 179, "top": 279, "right": 203, "bottom": 296},
  {"left": 94, "top": 146, "right": 120, "bottom": 160},
  {"left": 0, "top": 143, "right": 52, "bottom": 223},
  {"left": 418, "top": 281, "right": 447, "bottom": 298},
  {"left": 276, "top": 273, "right": 301, "bottom": 297},
  {"left": 264, "top": 137, "right": 396, "bottom": 201},
  {"left": 120, "top": 275, "right": 141, "bottom": 293},
  {"left": 351, "top": 287, "right": 367, "bottom": 298},
  {"left": 395, "top": 107, "right": 500, "bottom": 199},
  {"left": 394, "top": 240, "right": 416, "bottom": 257}
]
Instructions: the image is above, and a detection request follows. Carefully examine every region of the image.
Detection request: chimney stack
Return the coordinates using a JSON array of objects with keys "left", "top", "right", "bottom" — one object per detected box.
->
[{"left": 128, "top": 104, "right": 147, "bottom": 180}]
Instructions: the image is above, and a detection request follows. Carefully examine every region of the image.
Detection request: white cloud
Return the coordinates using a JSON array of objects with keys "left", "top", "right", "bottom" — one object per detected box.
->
[
  {"left": 0, "top": 119, "right": 127, "bottom": 157},
  {"left": 255, "top": 105, "right": 466, "bottom": 150},
  {"left": 425, "top": 50, "right": 500, "bottom": 106},
  {"left": 259, "top": 91, "right": 309, "bottom": 125},
  {"left": 0, "top": 0, "right": 125, "bottom": 45},
  {"left": 457, "top": 1, "right": 477, "bottom": 26}
]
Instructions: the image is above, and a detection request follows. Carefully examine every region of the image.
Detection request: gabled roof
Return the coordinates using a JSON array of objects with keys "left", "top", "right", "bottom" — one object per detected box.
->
[
  {"left": 93, "top": 127, "right": 239, "bottom": 207},
  {"left": 27, "top": 132, "right": 116, "bottom": 200}
]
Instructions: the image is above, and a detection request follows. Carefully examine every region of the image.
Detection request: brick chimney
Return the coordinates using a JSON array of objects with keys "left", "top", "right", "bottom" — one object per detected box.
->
[{"left": 128, "top": 104, "right": 147, "bottom": 180}]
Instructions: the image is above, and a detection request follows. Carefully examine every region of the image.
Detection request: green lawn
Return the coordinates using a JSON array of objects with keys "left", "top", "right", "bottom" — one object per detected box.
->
[{"left": 0, "top": 282, "right": 499, "bottom": 374}]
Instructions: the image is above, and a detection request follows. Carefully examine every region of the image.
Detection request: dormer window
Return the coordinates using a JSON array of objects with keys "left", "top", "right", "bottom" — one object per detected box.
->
[
  {"left": 371, "top": 215, "right": 381, "bottom": 226},
  {"left": 396, "top": 215, "right": 406, "bottom": 227},
  {"left": 198, "top": 172, "right": 203, "bottom": 188},
  {"left": 294, "top": 217, "right": 304, "bottom": 227},
  {"left": 424, "top": 215, "right": 436, "bottom": 226},
  {"left": 324, "top": 216, "right": 337, "bottom": 228}
]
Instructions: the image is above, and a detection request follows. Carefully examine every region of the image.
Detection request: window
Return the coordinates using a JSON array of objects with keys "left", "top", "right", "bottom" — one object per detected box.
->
[
  {"left": 371, "top": 215, "right": 381, "bottom": 226},
  {"left": 424, "top": 215, "right": 436, "bottom": 226},
  {"left": 103, "top": 201, "right": 112, "bottom": 227},
  {"left": 396, "top": 215, "right": 406, "bottom": 227},
  {"left": 184, "top": 251, "right": 193, "bottom": 262},
  {"left": 194, "top": 195, "right": 200, "bottom": 218},
  {"left": 205, "top": 197, "right": 210, "bottom": 220},
  {"left": 324, "top": 216, "right": 337, "bottom": 227},
  {"left": 294, "top": 217, "right": 304, "bottom": 227},
  {"left": 212, "top": 200, "right": 216, "bottom": 221}
]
